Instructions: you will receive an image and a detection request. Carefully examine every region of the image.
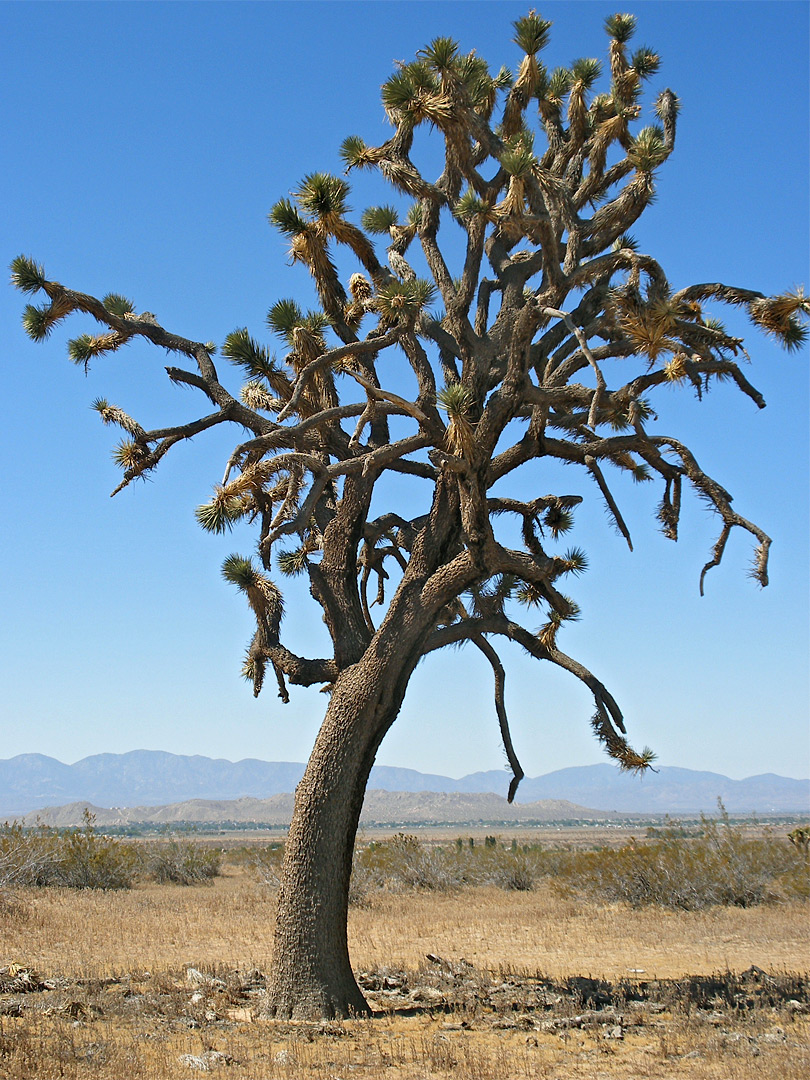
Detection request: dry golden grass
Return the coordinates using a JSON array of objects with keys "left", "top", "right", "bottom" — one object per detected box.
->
[
  {"left": 1, "top": 867, "right": 808, "bottom": 1079},
  {"left": 351, "top": 886, "right": 810, "bottom": 978}
]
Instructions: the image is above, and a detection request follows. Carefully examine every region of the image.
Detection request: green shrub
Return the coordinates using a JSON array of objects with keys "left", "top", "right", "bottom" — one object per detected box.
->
[
  {"left": 144, "top": 840, "right": 222, "bottom": 884},
  {"left": 551, "top": 807, "right": 809, "bottom": 910},
  {"left": 346, "top": 811, "right": 808, "bottom": 910},
  {"left": 354, "top": 833, "right": 467, "bottom": 893},
  {"left": 0, "top": 811, "right": 137, "bottom": 890},
  {"left": 352, "top": 834, "right": 537, "bottom": 894}
]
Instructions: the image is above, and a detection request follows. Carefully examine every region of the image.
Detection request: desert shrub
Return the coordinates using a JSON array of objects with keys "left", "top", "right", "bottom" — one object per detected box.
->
[
  {"left": 346, "top": 813, "right": 808, "bottom": 909},
  {"left": 354, "top": 834, "right": 467, "bottom": 893},
  {"left": 144, "top": 840, "right": 222, "bottom": 884},
  {"left": 352, "top": 834, "right": 542, "bottom": 895},
  {"left": 550, "top": 807, "right": 809, "bottom": 910},
  {"left": 0, "top": 812, "right": 138, "bottom": 890},
  {"left": 485, "top": 851, "right": 536, "bottom": 891},
  {"left": 0, "top": 820, "right": 54, "bottom": 888},
  {"left": 251, "top": 843, "right": 286, "bottom": 888},
  {"left": 43, "top": 811, "right": 139, "bottom": 889}
]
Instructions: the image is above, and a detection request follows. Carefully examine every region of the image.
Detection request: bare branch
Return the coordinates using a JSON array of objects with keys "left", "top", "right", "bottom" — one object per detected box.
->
[{"left": 471, "top": 635, "right": 525, "bottom": 802}]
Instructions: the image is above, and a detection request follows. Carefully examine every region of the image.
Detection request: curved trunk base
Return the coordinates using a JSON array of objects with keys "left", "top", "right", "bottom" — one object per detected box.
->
[
  {"left": 262, "top": 968, "right": 370, "bottom": 1020},
  {"left": 265, "top": 613, "right": 439, "bottom": 1019}
]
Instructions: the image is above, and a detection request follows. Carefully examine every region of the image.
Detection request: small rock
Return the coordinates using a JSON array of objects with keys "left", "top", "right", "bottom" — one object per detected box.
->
[
  {"left": 179, "top": 1050, "right": 235, "bottom": 1071},
  {"left": 760, "top": 1028, "right": 786, "bottom": 1044},
  {"left": 180, "top": 1055, "right": 211, "bottom": 1072},
  {"left": 604, "top": 1025, "right": 624, "bottom": 1040}
]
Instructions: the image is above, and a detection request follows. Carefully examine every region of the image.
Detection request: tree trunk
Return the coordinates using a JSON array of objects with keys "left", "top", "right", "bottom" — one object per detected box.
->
[
  {"left": 265, "top": 478, "right": 465, "bottom": 1018},
  {"left": 263, "top": 656, "right": 410, "bottom": 1019}
]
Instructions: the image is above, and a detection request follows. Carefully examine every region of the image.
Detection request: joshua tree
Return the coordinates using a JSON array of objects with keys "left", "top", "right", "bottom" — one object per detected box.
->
[{"left": 12, "top": 12, "right": 807, "bottom": 1018}]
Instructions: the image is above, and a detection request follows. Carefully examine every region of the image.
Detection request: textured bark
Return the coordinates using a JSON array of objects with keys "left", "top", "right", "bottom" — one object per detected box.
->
[
  {"left": 263, "top": 670, "right": 399, "bottom": 1018},
  {"left": 266, "top": 479, "right": 465, "bottom": 1018}
]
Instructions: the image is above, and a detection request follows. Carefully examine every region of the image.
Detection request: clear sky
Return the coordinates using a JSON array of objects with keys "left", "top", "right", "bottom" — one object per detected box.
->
[{"left": 1, "top": 1, "right": 808, "bottom": 782}]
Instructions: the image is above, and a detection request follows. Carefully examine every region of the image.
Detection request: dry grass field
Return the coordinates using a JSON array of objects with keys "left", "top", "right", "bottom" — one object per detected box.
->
[{"left": 1, "top": 850, "right": 808, "bottom": 1080}]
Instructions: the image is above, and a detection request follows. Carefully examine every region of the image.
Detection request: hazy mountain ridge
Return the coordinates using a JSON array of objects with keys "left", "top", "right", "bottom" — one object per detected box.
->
[
  {"left": 22, "top": 792, "right": 608, "bottom": 829},
  {"left": 1, "top": 751, "right": 807, "bottom": 818}
]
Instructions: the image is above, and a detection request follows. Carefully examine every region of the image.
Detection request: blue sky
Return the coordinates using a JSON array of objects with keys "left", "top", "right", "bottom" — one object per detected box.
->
[{"left": 1, "top": 1, "right": 808, "bottom": 782}]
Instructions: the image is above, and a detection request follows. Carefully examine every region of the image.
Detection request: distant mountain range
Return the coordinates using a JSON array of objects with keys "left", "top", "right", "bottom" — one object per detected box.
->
[
  {"left": 22, "top": 792, "right": 608, "bottom": 829},
  {"left": 1, "top": 751, "right": 807, "bottom": 819}
]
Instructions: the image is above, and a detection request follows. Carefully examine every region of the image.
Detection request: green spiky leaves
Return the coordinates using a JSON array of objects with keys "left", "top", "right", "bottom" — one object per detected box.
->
[
  {"left": 631, "top": 47, "right": 660, "bottom": 79},
  {"left": 222, "top": 554, "right": 284, "bottom": 636},
  {"left": 361, "top": 205, "right": 400, "bottom": 234},
  {"left": 13, "top": 258, "right": 138, "bottom": 358},
  {"left": 560, "top": 547, "right": 589, "bottom": 576},
  {"left": 67, "top": 330, "right": 129, "bottom": 367},
  {"left": 295, "top": 173, "right": 350, "bottom": 220},
  {"left": 612, "top": 233, "right": 639, "bottom": 252},
  {"left": 628, "top": 125, "right": 669, "bottom": 172},
  {"left": 111, "top": 439, "right": 148, "bottom": 472},
  {"left": 268, "top": 198, "right": 308, "bottom": 237},
  {"left": 277, "top": 546, "right": 310, "bottom": 577},
  {"left": 500, "top": 130, "right": 537, "bottom": 177},
  {"left": 196, "top": 489, "right": 251, "bottom": 534},
  {"left": 68, "top": 335, "right": 98, "bottom": 364},
  {"left": 604, "top": 13, "right": 637, "bottom": 43},
  {"left": 778, "top": 319, "right": 809, "bottom": 353},
  {"left": 222, "top": 329, "right": 278, "bottom": 380},
  {"left": 437, "top": 381, "right": 476, "bottom": 458},
  {"left": 221, "top": 554, "right": 260, "bottom": 589},
  {"left": 418, "top": 36, "right": 459, "bottom": 72},
  {"left": 267, "top": 299, "right": 305, "bottom": 342},
  {"left": 266, "top": 300, "right": 330, "bottom": 346},
  {"left": 102, "top": 293, "right": 135, "bottom": 317},
  {"left": 546, "top": 66, "right": 573, "bottom": 106},
  {"left": 10, "top": 255, "right": 48, "bottom": 295},
  {"left": 381, "top": 60, "right": 447, "bottom": 126},
  {"left": 454, "top": 188, "right": 490, "bottom": 221},
  {"left": 749, "top": 289, "right": 810, "bottom": 352},
  {"left": 571, "top": 57, "right": 602, "bottom": 90},
  {"left": 339, "top": 135, "right": 379, "bottom": 170},
  {"left": 22, "top": 303, "right": 58, "bottom": 341},
  {"left": 436, "top": 380, "right": 474, "bottom": 415},
  {"left": 376, "top": 278, "right": 435, "bottom": 319},
  {"left": 544, "top": 504, "right": 575, "bottom": 538},
  {"left": 513, "top": 12, "right": 552, "bottom": 56}
]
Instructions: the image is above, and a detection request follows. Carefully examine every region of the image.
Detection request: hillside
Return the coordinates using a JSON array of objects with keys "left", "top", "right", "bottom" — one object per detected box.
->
[{"left": 22, "top": 791, "right": 608, "bottom": 828}]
